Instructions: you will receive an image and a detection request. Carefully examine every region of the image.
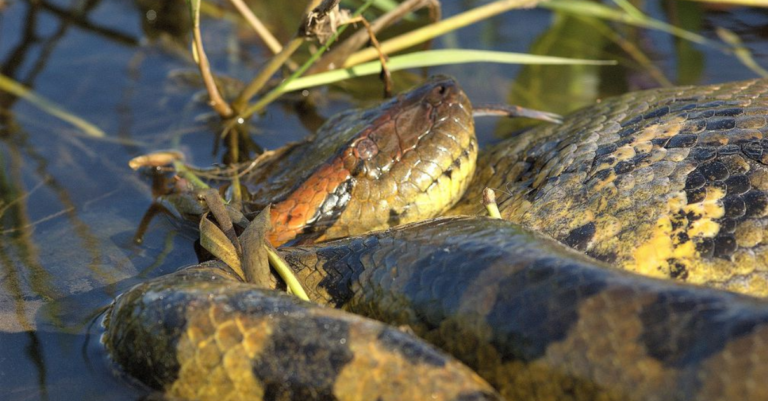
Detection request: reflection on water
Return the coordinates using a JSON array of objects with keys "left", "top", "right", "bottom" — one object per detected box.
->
[{"left": 0, "top": 0, "right": 767, "bottom": 400}]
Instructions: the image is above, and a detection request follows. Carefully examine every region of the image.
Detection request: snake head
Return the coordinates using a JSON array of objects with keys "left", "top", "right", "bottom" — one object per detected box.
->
[
  {"left": 347, "top": 76, "right": 471, "bottom": 180},
  {"left": 270, "top": 76, "right": 476, "bottom": 246}
]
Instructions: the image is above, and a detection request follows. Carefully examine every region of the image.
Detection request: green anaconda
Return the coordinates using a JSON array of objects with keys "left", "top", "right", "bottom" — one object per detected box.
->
[
  {"left": 105, "top": 77, "right": 768, "bottom": 400},
  {"left": 237, "top": 77, "right": 476, "bottom": 246}
]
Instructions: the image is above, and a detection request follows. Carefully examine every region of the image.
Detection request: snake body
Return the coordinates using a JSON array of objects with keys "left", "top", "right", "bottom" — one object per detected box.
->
[
  {"left": 104, "top": 260, "right": 500, "bottom": 401},
  {"left": 453, "top": 78, "right": 768, "bottom": 295},
  {"left": 283, "top": 216, "right": 768, "bottom": 401},
  {"left": 105, "top": 78, "right": 768, "bottom": 400}
]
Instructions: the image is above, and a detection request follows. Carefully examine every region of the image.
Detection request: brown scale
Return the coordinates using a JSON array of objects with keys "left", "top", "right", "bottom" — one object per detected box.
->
[{"left": 452, "top": 78, "right": 768, "bottom": 296}]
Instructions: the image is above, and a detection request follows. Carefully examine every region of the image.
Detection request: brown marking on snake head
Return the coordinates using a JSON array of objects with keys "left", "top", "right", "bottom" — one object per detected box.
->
[
  {"left": 268, "top": 77, "right": 475, "bottom": 246},
  {"left": 269, "top": 156, "right": 355, "bottom": 246}
]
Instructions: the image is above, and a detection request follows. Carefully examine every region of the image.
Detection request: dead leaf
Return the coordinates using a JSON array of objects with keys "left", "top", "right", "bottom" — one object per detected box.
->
[
  {"left": 128, "top": 150, "right": 184, "bottom": 170},
  {"left": 200, "top": 213, "right": 245, "bottom": 280},
  {"left": 239, "top": 206, "right": 273, "bottom": 288}
]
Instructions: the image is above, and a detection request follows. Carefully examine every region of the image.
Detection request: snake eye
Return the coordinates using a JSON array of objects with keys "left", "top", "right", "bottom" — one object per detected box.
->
[{"left": 354, "top": 137, "right": 378, "bottom": 160}]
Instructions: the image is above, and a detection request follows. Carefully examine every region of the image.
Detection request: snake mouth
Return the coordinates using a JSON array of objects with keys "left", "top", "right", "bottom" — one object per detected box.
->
[{"left": 269, "top": 77, "right": 477, "bottom": 246}]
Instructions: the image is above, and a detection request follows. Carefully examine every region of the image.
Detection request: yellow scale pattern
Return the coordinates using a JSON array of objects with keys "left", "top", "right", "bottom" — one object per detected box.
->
[{"left": 454, "top": 78, "right": 768, "bottom": 296}]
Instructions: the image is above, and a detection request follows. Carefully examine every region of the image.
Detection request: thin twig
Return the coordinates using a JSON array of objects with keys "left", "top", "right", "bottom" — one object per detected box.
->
[
  {"left": 309, "top": 0, "right": 439, "bottom": 74},
  {"left": 344, "top": 15, "right": 393, "bottom": 96},
  {"left": 232, "top": 0, "right": 325, "bottom": 111},
  {"left": 234, "top": 0, "right": 377, "bottom": 121},
  {"left": 191, "top": 2, "right": 234, "bottom": 117},
  {"left": 227, "top": 0, "right": 283, "bottom": 55},
  {"left": 0, "top": 207, "right": 73, "bottom": 235},
  {"left": 232, "top": 38, "right": 304, "bottom": 111},
  {"left": 473, "top": 103, "right": 562, "bottom": 123},
  {"left": 0, "top": 73, "right": 106, "bottom": 137}
]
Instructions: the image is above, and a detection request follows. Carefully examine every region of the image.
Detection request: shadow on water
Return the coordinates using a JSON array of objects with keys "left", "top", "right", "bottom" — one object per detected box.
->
[{"left": 0, "top": 0, "right": 767, "bottom": 400}]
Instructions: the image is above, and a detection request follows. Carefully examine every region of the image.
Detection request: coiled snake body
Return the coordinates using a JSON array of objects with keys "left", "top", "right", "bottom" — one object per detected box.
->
[{"left": 105, "top": 77, "right": 768, "bottom": 400}]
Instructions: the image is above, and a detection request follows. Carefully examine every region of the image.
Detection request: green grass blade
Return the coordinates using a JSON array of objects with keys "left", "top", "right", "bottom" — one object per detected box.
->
[
  {"left": 343, "top": 0, "right": 400, "bottom": 12},
  {"left": 237, "top": 0, "right": 377, "bottom": 120},
  {"left": 343, "top": 0, "right": 418, "bottom": 21},
  {"left": 610, "top": 0, "right": 644, "bottom": 19},
  {"left": 282, "top": 49, "right": 615, "bottom": 92},
  {"left": 268, "top": 247, "right": 309, "bottom": 301},
  {"left": 716, "top": 27, "right": 768, "bottom": 78},
  {"left": 540, "top": 0, "right": 727, "bottom": 50},
  {"left": 345, "top": 0, "right": 539, "bottom": 67},
  {"left": 185, "top": 0, "right": 200, "bottom": 25},
  {"left": 0, "top": 73, "right": 105, "bottom": 138}
]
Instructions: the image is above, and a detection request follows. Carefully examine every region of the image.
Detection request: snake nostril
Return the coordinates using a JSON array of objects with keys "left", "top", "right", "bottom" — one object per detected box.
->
[{"left": 428, "top": 85, "right": 449, "bottom": 104}]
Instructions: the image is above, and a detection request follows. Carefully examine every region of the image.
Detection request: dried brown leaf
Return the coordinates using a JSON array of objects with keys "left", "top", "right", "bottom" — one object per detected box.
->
[
  {"left": 239, "top": 206, "right": 273, "bottom": 287},
  {"left": 128, "top": 150, "right": 185, "bottom": 170},
  {"left": 200, "top": 213, "right": 245, "bottom": 280}
]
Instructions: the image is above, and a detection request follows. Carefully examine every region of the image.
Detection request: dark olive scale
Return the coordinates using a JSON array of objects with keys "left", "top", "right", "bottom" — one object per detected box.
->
[
  {"left": 689, "top": 110, "right": 717, "bottom": 120},
  {"left": 744, "top": 190, "right": 768, "bottom": 217},
  {"left": 592, "top": 168, "right": 613, "bottom": 181},
  {"left": 723, "top": 196, "right": 747, "bottom": 218},
  {"left": 689, "top": 146, "right": 718, "bottom": 162},
  {"left": 643, "top": 105, "right": 671, "bottom": 120},
  {"left": 725, "top": 175, "right": 751, "bottom": 195},
  {"left": 681, "top": 119, "right": 707, "bottom": 134},
  {"left": 685, "top": 171, "right": 707, "bottom": 189},
  {"left": 670, "top": 101, "right": 699, "bottom": 112},
  {"left": 714, "top": 108, "right": 745, "bottom": 117},
  {"left": 697, "top": 237, "right": 716, "bottom": 258},
  {"left": 613, "top": 160, "right": 635, "bottom": 175},
  {"left": 697, "top": 161, "right": 729, "bottom": 181},
  {"left": 706, "top": 117, "right": 737, "bottom": 131},
  {"left": 630, "top": 151, "right": 652, "bottom": 166},
  {"left": 720, "top": 218, "right": 737, "bottom": 233},
  {"left": 718, "top": 144, "right": 742, "bottom": 155},
  {"left": 665, "top": 134, "right": 698, "bottom": 148},
  {"left": 562, "top": 222, "right": 596, "bottom": 251},
  {"left": 714, "top": 235, "right": 738, "bottom": 257},
  {"left": 594, "top": 143, "right": 618, "bottom": 157},
  {"left": 742, "top": 141, "right": 765, "bottom": 160}
]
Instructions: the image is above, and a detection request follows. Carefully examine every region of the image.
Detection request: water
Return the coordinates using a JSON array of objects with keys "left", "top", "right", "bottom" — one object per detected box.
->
[{"left": 0, "top": 1, "right": 767, "bottom": 400}]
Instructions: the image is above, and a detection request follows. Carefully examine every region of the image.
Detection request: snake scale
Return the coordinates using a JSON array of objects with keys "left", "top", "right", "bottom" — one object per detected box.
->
[{"left": 104, "top": 77, "right": 768, "bottom": 400}]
